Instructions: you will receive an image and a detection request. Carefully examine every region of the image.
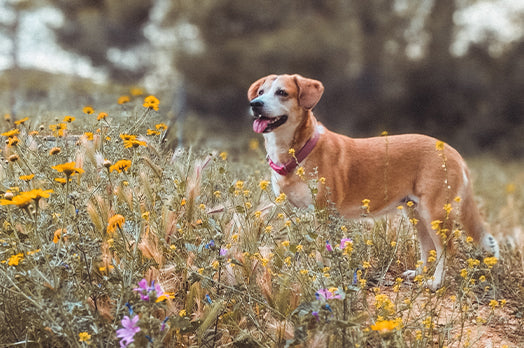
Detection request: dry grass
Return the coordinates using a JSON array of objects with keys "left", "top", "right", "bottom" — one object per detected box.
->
[{"left": 0, "top": 93, "right": 522, "bottom": 347}]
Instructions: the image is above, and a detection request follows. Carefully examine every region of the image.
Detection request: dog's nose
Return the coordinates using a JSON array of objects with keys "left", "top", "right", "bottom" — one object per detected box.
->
[{"left": 250, "top": 99, "right": 264, "bottom": 108}]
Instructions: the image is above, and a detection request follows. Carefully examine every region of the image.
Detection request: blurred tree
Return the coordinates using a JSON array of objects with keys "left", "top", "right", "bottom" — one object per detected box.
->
[
  {"left": 0, "top": 0, "right": 48, "bottom": 118},
  {"left": 49, "top": 0, "right": 153, "bottom": 81},
  {"left": 163, "top": 0, "right": 523, "bottom": 157}
]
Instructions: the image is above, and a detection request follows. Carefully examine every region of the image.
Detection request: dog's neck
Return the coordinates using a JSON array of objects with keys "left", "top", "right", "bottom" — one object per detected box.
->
[{"left": 263, "top": 110, "right": 318, "bottom": 165}]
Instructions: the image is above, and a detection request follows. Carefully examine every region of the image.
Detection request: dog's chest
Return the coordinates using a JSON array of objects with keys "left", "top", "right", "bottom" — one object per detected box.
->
[{"left": 271, "top": 173, "right": 313, "bottom": 208}]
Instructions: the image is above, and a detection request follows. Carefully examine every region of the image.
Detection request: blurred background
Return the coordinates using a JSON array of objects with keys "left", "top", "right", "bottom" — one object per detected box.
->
[{"left": 0, "top": 0, "right": 523, "bottom": 158}]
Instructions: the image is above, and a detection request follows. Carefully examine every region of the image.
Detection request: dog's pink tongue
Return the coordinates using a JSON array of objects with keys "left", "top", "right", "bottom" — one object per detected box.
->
[{"left": 253, "top": 118, "right": 270, "bottom": 133}]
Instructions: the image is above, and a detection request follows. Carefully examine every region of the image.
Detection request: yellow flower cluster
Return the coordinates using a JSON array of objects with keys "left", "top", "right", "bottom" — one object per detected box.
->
[{"left": 143, "top": 95, "right": 160, "bottom": 111}]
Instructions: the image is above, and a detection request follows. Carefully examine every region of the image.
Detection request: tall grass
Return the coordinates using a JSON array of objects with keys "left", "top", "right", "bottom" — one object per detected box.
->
[{"left": 0, "top": 93, "right": 522, "bottom": 347}]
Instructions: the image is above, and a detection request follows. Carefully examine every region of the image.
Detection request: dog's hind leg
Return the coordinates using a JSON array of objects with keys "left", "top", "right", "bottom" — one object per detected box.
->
[{"left": 403, "top": 205, "right": 446, "bottom": 290}]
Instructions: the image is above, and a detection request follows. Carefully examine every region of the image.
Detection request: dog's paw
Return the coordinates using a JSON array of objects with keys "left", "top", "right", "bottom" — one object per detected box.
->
[
  {"left": 425, "top": 278, "right": 442, "bottom": 292},
  {"left": 402, "top": 270, "right": 417, "bottom": 280},
  {"left": 482, "top": 234, "right": 501, "bottom": 259}
]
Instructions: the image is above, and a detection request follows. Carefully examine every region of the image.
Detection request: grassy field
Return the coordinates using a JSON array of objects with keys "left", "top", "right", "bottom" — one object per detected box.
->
[{"left": 0, "top": 91, "right": 523, "bottom": 347}]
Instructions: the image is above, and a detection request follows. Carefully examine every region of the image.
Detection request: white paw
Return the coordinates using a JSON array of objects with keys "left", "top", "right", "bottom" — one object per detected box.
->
[
  {"left": 482, "top": 234, "right": 501, "bottom": 259},
  {"left": 425, "top": 278, "right": 441, "bottom": 291},
  {"left": 402, "top": 270, "right": 417, "bottom": 280}
]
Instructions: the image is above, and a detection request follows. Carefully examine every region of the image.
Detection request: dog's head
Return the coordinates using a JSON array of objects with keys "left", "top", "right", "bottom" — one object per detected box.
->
[{"left": 247, "top": 74, "right": 324, "bottom": 134}]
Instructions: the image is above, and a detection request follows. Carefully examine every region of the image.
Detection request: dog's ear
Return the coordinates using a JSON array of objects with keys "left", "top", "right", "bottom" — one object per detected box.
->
[
  {"left": 247, "top": 75, "right": 277, "bottom": 101},
  {"left": 294, "top": 75, "right": 324, "bottom": 110}
]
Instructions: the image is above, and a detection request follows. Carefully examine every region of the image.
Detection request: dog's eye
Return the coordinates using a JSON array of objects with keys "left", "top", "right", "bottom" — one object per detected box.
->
[
  {"left": 276, "top": 89, "right": 288, "bottom": 97},
  {"left": 258, "top": 90, "right": 264, "bottom": 95}
]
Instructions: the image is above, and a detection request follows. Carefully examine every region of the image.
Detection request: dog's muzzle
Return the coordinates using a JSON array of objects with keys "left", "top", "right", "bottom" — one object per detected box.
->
[{"left": 250, "top": 98, "right": 288, "bottom": 133}]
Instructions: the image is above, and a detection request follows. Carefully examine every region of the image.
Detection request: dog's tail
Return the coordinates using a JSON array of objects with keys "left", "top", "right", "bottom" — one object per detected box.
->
[{"left": 460, "top": 184, "right": 500, "bottom": 258}]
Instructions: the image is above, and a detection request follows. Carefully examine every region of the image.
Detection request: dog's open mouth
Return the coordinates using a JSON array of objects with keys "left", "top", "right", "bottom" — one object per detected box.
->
[{"left": 252, "top": 115, "right": 288, "bottom": 133}]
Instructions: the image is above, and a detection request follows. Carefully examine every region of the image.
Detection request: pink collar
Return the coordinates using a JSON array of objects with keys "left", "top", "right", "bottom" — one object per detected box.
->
[{"left": 267, "top": 126, "right": 321, "bottom": 176}]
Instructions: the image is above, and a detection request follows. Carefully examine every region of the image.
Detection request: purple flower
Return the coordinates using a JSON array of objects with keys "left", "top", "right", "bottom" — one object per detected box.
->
[
  {"left": 340, "top": 238, "right": 352, "bottom": 249},
  {"left": 219, "top": 248, "right": 228, "bottom": 257},
  {"left": 325, "top": 241, "right": 333, "bottom": 252},
  {"left": 133, "top": 278, "right": 167, "bottom": 302},
  {"left": 133, "top": 279, "right": 150, "bottom": 301},
  {"left": 312, "top": 311, "right": 319, "bottom": 320},
  {"left": 315, "top": 288, "right": 342, "bottom": 300},
  {"left": 116, "top": 315, "right": 140, "bottom": 347}
]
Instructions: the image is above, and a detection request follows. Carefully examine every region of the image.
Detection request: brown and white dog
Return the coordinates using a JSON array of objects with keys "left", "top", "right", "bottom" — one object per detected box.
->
[{"left": 248, "top": 73, "right": 499, "bottom": 289}]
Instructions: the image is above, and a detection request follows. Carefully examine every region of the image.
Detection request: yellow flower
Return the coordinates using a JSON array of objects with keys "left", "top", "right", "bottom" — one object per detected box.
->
[
  {"left": 14, "top": 117, "right": 29, "bottom": 126},
  {"left": 97, "top": 112, "right": 108, "bottom": 121},
  {"left": 296, "top": 244, "right": 303, "bottom": 252},
  {"left": 300, "top": 269, "right": 308, "bottom": 275},
  {"left": 156, "top": 291, "right": 175, "bottom": 302},
  {"left": 435, "top": 140, "right": 445, "bottom": 151},
  {"left": 179, "top": 309, "right": 187, "bottom": 317},
  {"left": 259, "top": 180, "right": 269, "bottom": 191},
  {"left": 78, "top": 332, "right": 91, "bottom": 343},
  {"left": 460, "top": 269, "right": 468, "bottom": 278},
  {"left": 19, "top": 174, "right": 35, "bottom": 181},
  {"left": 489, "top": 299, "right": 499, "bottom": 309},
  {"left": 83, "top": 106, "right": 94, "bottom": 115},
  {"left": 374, "top": 294, "right": 395, "bottom": 314},
  {"left": 381, "top": 130, "right": 389, "bottom": 136},
  {"left": 281, "top": 240, "right": 290, "bottom": 248},
  {"left": 288, "top": 148, "right": 295, "bottom": 156},
  {"left": 147, "top": 129, "right": 161, "bottom": 136},
  {"left": 479, "top": 275, "right": 486, "bottom": 282},
  {"left": 118, "top": 95, "right": 130, "bottom": 105},
  {"left": 361, "top": 198, "right": 371, "bottom": 212},
  {"left": 52, "top": 162, "right": 84, "bottom": 177},
  {"left": 84, "top": 132, "right": 94, "bottom": 141},
  {"left": 319, "top": 177, "right": 326, "bottom": 185},
  {"left": 63, "top": 115, "right": 75, "bottom": 123},
  {"left": 1, "top": 129, "right": 20, "bottom": 137},
  {"left": 219, "top": 152, "right": 227, "bottom": 160},
  {"left": 49, "top": 147, "right": 61, "bottom": 155},
  {"left": 123, "top": 139, "right": 147, "bottom": 148},
  {"left": 8, "top": 253, "right": 24, "bottom": 266},
  {"left": 53, "top": 228, "right": 66, "bottom": 243},
  {"left": 143, "top": 95, "right": 160, "bottom": 110},
  {"left": 54, "top": 177, "right": 70, "bottom": 185},
  {"left": 443, "top": 203, "right": 452, "bottom": 215},
  {"left": 130, "top": 87, "right": 143, "bottom": 96},
  {"left": 466, "top": 258, "right": 480, "bottom": 268},
  {"left": 49, "top": 123, "right": 67, "bottom": 137},
  {"left": 107, "top": 214, "right": 125, "bottom": 234},
  {"left": 0, "top": 193, "right": 33, "bottom": 208},
  {"left": 235, "top": 180, "right": 244, "bottom": 190},
  {"left": 370, "top": 318, "right": 401, "bottom": 332},
  {"left": 155, "top": 123, "right": 168, "bottom": 131},
  {"left": 431, "top": 220, "right": 442, "bottom": 230},
  {"left": 120, "top": 134, "right": 137, "bottom": 141},
  {"left": 483, "top": 256, "right": 498, "bottom": 269},
  {"left": 26, "top": 249, "right": 41, "bottom": 255},
  {"left": 27, "top": 188, "right": 53, "bottom": 200},
  {"left": 466, "top": 236, "right": 474, "bottom": 243},
  {"left": 249, "top": 138, "right": 259, "bottom": 150},
  {"left": 275, "top": 193, "right": 287, "bottom": 204},
  {"left": 7, "top": 136, "right": 19, "bottom": 146}
]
